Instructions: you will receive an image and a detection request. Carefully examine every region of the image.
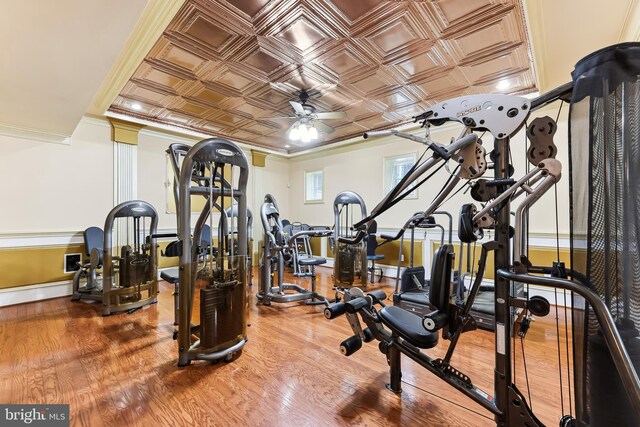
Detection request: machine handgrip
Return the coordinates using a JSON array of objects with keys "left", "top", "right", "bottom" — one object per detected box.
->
[
  {"left": 367, "top": 290, "right": 387, "bottom": 303},
  {"left": 289, "top": 229, "right": 332, "bottom": 243},
  {"left": 380, "top": 230, "right": 403, "bottom": 241},
  {"left": 150, "top": 233, "right": 178, "bottom": 238},
  {"left": 363, "top": 129, "right": 396, "bottom": 139},
  {"left": 337, "top": 230, "right": 365, "bottom": 245},
  {"left": 324, "top": 302, "right": 347, "bottom": 319},
  {"left": 346, "top": 297, "right": 368, "bottom": 314}
]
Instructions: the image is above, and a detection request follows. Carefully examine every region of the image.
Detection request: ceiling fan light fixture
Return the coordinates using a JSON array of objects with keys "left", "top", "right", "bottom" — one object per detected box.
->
[
  {"left": 309, "top": 125, "right": 318, "bottom": 140},
  {"left": 299, "top": 123, "right": 310, "bottom": 142},
  {"left": 496, "top": 79, "right": 511, "bottom": 90},
  {"left": 289, "top": 125, "right": 301, "bottom": 141}
]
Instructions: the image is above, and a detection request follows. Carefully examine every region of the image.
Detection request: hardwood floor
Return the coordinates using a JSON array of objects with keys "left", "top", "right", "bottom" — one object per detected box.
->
[{"left": 0, "top": 267, "right": 575, "bottom": 426}]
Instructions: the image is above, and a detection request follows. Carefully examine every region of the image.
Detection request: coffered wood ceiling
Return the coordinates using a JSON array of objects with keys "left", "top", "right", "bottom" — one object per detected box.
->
[{"left": 108, "top": 0, "right": 537, "bottom": 153}]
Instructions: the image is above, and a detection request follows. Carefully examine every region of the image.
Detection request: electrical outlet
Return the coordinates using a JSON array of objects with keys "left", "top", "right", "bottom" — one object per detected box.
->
[
  {"left": 64, "top": 253, "right": 82, "bottom": 274},
  {"left": 400, "top": 254, "right": 404, "bottom": 262}
]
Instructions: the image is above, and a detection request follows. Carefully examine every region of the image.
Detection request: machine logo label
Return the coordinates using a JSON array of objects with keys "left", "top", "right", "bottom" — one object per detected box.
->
[
  {"left": 456, "top": 105, "right": 481, "bottom": 117},
  {"left": 217, "top": 149, "right": 235, "bottom": 157}
]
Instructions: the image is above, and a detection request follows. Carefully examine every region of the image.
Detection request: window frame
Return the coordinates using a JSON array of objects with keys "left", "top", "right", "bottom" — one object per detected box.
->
[
  {"left": 383, "top": 152, "right": 418, "bottom": 200},
  {"left": 304, "top": 169, "right": 324, "bottom": 204}
]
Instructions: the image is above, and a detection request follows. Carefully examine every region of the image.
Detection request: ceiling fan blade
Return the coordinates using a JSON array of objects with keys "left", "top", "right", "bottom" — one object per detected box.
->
[
  {"left": 290, "top": 101, "right": 306, "bottom": 115},
  {"left": 314, "top": 111, "right": 347, "bottom": 120},
  {"left": 313, "top": 120, "right": 335, "bottom": 134}
]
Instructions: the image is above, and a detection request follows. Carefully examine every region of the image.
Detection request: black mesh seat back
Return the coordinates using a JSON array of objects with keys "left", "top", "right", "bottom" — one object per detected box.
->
[
  {"left": 366, "top": 233, "right": 379, "bottom": 257},
  {"left": 283, "top": 224, "right": 293, "bottom": 240},
  {"left": 200, "top": 224, "right": 212, "bottom": 248},
  {"left": 401, "top": 266, "right": 425, "bottom": 292},
  {"left": 83, "top": 227, "right": 104, "bottom": 257},
  {"left": 429, "top": 244, "right": 454, "bottom": 311}
]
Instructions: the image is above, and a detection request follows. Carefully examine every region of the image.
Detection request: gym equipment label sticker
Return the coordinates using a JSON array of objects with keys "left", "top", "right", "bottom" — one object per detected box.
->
[{"left": 496, "top": 323, "right": 505, "bottom": 355}]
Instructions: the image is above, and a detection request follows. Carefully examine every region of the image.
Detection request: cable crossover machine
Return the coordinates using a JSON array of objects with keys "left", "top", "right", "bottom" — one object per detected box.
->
[{"left": 324, "top": 43, "right": 640, "bottom": 426}]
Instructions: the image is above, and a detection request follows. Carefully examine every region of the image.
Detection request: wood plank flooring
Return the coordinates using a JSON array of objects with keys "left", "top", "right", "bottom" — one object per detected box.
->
[{"left": 0, "top": 267, "right": 575, "bottom": 426}]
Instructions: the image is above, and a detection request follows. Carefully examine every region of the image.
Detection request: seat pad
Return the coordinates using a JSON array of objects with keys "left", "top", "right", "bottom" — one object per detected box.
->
[
  {"left": 367, "top": 254, "right": 385, "bottom": 261},
  {"left": 397, "top": 290, "right": 430, "bottom": 306},
  {"left": 160, "top": 268, "right": 179, "bottom": 284},
  {"left": 472, "top": 291, "right": 494, "bottom": 315},
  {"left": 378, "top": 306, "right": 438, "bottom": 349},
  {"left": 297, "top": 256, "right": 326, "bottom": 266}
]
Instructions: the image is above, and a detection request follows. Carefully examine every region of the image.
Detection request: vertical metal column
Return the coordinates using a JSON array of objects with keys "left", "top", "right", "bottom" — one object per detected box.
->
[{"left": 493, "top": 137, "right": 512, "bottom": 426}]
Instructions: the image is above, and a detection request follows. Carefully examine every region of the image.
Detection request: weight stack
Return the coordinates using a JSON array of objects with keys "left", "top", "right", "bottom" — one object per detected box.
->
[{"left": 199, "top": 265, "right": 247, "bottom": 351}]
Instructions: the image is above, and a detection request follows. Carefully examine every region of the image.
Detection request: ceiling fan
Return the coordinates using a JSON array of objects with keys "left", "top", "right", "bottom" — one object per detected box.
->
[{"left": 273, "top": 90, "right": 347, "bottom": 143}]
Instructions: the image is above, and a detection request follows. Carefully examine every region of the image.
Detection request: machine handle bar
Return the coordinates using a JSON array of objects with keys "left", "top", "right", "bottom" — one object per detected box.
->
[
  {"left": 337, "top": 230, "right": 366, "bottom": 245},
  {"left": 363, "top": 129, "right": 396, "bottom": 139}
]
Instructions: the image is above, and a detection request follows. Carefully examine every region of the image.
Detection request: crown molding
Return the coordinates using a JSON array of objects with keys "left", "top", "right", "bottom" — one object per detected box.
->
[
  {"left": 521, "top": 0, "right": 548, "bottom": 91},
  {"left": 619, "top": 0, "right": 640, "bottom": 41},
  {"left": 86, "top": 0, "right": 186, "bottom": 116},
  {"left": 0, "top": 122, "right": 71, "bottom": 145},
  {"left": 105, "top": 110, "right": 287, "bottom": 157}
]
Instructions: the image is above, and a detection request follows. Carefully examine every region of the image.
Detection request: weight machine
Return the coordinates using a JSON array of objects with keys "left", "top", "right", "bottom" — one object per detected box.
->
[
  {"left": 325, "top": 44, "right": 640, "bottom": 426},
  {"left": 257, "top": 194, "right": 334, "bottom": 306},
  {"left": 332, "top": 191, "right": 369, "bottom": 287},
  {"left": 388, "top": 211, "right": 451, "bottom": 315},
  {"left": 168, "top": 138, "right": 250, "bottom": 366},
  {"left": 72, "top": 200, "right": 159, "bottom": 316}
]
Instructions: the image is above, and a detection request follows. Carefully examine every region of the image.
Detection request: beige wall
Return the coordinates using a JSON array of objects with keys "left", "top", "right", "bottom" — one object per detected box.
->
[
  {"left": 0, "top": 105, "right": 568, "bottom": 238},
  {"left": 287, "top": 104, "right": 570, "bottom": 237},
  {"left": 0, "top": 118, "right": 114, "bottom": 233},
  {"left": 137, "top": 129, "right": 197, "bottom": 231},
  {"left": 0, "top": 103, "right": 571, "bottom": 291}
]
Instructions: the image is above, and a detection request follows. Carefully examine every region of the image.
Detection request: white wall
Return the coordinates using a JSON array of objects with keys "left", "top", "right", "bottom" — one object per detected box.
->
[
  {"left": 287, "top": 104, "right": 570, "bottom": 237},
  {"left": 0, "top": 118, "right": 113, "bottom": 233}
]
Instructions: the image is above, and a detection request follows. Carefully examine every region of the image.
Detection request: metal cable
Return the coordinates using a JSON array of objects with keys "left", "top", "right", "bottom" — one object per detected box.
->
[{"left": 521, "top": 337, "right": 533, "bottom": 409}]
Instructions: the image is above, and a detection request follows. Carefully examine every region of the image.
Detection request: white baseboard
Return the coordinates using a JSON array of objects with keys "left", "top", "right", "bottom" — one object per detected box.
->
[{"left": 0, "top": 280, "right": 73, "bottom": 307}]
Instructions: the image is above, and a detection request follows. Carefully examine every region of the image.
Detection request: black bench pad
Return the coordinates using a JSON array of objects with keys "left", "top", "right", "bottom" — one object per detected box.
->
[
  {"left": 378, "top": 305, "right": 439, "bottom": 349},
  {"left": 396, "top": 290, "right": 430, "bottom": 306},
  {"left": 297, "top": 256, "right": 326, "bottom": 266},
  {"left": 160, "top": 268, "right": 179, "bottom": 284}
]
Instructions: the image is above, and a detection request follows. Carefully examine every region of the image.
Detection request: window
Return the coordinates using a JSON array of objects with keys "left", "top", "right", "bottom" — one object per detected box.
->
[
  {"left": 305, "top": 169, "right": 323, "bottom": 203},
  {"left": 384, "top": 153, "right": 418, "bottom": 199}
]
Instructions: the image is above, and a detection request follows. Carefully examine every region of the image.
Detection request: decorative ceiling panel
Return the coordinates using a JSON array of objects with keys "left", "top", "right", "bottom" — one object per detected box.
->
[{"left": 109, "top": 0, "right": 536, "bottom": 154}]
